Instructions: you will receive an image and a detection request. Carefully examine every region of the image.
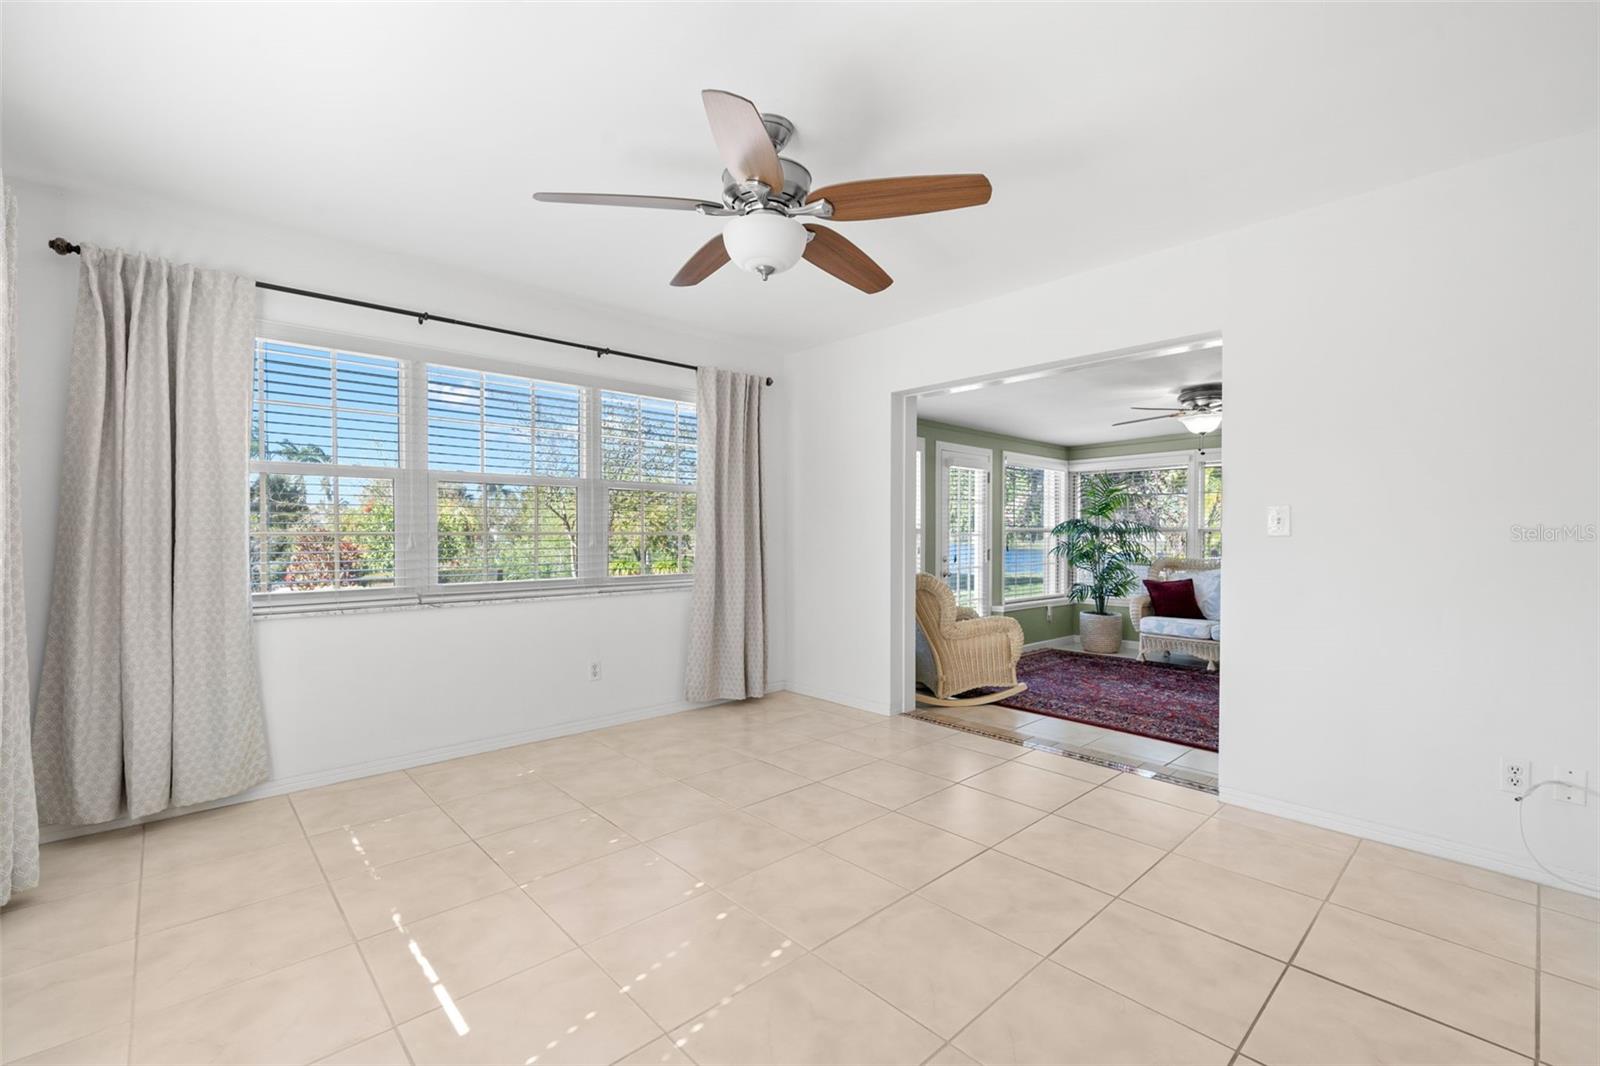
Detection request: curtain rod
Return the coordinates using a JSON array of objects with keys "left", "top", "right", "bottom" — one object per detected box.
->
[{"left": 46, "top": 238, "right": 773, "bottom": 386}]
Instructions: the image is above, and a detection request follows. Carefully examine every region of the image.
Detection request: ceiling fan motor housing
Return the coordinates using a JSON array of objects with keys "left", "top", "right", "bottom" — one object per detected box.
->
[
  {"left": 1178, "top": 382, "right": 1223, "bottom": 409},
  {"left": 722, "top": 157, "right": 813, "bottom": 209}
]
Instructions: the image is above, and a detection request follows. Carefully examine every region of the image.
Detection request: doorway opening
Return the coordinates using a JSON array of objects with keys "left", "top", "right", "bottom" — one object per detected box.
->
[{"left": 892, "top": 334, "right": 1224, "bottom": 791}]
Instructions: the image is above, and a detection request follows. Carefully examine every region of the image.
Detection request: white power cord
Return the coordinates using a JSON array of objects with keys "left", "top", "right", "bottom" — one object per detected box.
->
[{"left": 1514, "top": 778, "right": 1600, "bottom": 892}]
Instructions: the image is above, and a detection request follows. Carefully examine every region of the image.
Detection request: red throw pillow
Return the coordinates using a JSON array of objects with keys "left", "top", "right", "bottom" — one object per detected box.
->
[{"left": 1144, "top": 578, "right": 1204, "bottom": 619}]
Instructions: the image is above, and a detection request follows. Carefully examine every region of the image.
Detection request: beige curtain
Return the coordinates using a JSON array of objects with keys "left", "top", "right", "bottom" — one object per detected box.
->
[
  {"left": 685, "top": 368, "right": 767, "bottom": 701},
  {"left": 32, "top": 247, "right": 269, "bottom": 826},
  {"left": 0, "top": 182, "right": 40, "bottom": 903}
]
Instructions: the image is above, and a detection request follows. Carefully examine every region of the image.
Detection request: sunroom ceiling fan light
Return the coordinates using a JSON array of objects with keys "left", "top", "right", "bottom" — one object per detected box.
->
[
  {"left": 722, "top": 210, "right": 807, "bottom": 279},
  {"left": 1179, "top": 411, "right": 1223, "bottom": 435}
]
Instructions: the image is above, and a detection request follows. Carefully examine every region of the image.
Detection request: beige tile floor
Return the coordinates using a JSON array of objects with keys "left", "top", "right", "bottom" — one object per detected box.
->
[{"left": 2, "top": 690, "right": 1595, "bottom": 1066}]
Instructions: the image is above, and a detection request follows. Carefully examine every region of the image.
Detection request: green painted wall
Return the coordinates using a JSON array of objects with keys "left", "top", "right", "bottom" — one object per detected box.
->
[
  {"left": 1067, "top": 430, "right": 1221, "bottom": 461},
  {"left": 918, "top": 421, "right": 1222, "bottom": 643}
]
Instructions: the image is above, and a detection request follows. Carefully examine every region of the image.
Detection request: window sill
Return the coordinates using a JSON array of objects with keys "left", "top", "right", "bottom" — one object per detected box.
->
[
  {"left": 993, "top": 597, "right": 1078, "bottom": 613},
  {"left": 252, "top": 579, "right": 694, "bottom": 620}
]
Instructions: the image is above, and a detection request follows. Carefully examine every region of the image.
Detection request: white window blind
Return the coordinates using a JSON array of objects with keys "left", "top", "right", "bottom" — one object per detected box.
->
[
  {"left": 600, "top": 390, "right": 697, "bottom": 577},
  {"left": 943, "top": 458, "right": 988, "bottom": 613},
  {"left": 427, "top": 364, "right": 585, "bottom": 588},
  {"left": 247, "top": 337, "right": 697, "bottom": 609},
  {"left": 249, "top": 340, "right": 403, "bottom": 595},
  {"left": 1002, "top": 455, "right": 1068, "bottom": 602}
]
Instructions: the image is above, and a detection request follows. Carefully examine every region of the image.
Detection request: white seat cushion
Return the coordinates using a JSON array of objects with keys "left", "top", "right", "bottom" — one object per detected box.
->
[
  {"left": 1210, "top": 622, "right": 1222, "bottom": 641},
  {"left": 1165, "top": 568, "right": 1222, "bottom": 620},
  {"left": 1139, "top": 616, "right": 1217, "bottom": 640}
]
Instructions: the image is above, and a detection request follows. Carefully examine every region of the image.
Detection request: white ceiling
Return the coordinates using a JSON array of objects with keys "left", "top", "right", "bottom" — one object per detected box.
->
[
  {"left": 4, "top": 4, "right": 1594, "bottom": 352},
  {"left": 918, "top": 344, "right": 1223, "bottom": 447}
]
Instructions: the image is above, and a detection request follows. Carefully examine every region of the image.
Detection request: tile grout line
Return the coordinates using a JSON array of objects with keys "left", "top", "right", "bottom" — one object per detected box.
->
[
  {"left": 426, "top": 780, "right": 682, "bottom": 1056},
  {"left": 1234, "top": 836, "right": 1546, "bottom": 1062},
  {"left": 285, "top": 787, "right": 418, "bottom": 1066},
  {"left": 1534, "top": 894, "right": 1542, "bottom": 1065},
  {"left": 124, "top": 824, "right": 148, "bottom": 1064},
  {"left": 1225, "top": 827, "right": 1361, "bottom": 1062},
  {"left": 938, "top": 792, "right": 1230, "bottom": 1059}
]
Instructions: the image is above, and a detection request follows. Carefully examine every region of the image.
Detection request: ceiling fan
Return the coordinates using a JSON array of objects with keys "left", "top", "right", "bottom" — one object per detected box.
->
[
  {"left": 1113, "top": 382, "right": 1223, "bottom": 435},
  {"left": 533, "top": 89, "right": 993, "bottom": 293}
]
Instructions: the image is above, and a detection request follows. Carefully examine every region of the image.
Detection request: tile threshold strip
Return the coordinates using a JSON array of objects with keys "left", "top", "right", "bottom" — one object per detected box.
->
[{"left": 906, "top": 710, "right": 1219, "bottom": 795}]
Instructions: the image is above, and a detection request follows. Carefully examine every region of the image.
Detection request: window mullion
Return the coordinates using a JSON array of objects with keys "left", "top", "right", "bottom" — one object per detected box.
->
[
  {"left": 403, "top": 361, "right": 429, "bottom": 592},
  {"left": 582, "top": 386, "right": 605, "bottom": 586}
]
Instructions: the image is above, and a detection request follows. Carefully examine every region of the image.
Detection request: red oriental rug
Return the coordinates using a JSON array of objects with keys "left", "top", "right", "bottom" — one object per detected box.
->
[{"left": 996, "top": 649, "right": 1218, "bottom": 751}]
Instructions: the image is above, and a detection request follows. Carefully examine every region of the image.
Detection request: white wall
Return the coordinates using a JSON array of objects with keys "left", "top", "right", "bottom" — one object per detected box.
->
[
  {"left": 784, "top": 133, "right": 1598, "bottom": 888},
  {"left": 13, "top": 179, "right": 790, "bottom": 799}
]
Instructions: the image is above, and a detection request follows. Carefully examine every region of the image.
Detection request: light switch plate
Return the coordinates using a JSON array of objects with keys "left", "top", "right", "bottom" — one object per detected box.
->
[{"left": 1267, "top": 505, "right": 1292, "bottom": 537}]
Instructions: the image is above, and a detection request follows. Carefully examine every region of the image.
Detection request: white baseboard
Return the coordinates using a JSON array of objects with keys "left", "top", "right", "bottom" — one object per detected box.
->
[
  {"left": 1023, "top": 636, "right": 1074, "bottom": 652},
  {"left": 41, "top": 680, "right": 790, "bottom": 844},
  {"left": 1220, "top": 786, "right": 1599, "bottom": 897},
  {"left": 784, "top": 681, "right": 892, "bottom": 717},
  {"left": 1023, "top": 636, "right": 1140, "bottom": 655}
]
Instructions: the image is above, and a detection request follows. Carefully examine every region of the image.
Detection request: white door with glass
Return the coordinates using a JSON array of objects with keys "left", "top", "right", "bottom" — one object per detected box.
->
[{"left": 936, "top": 444, "right": 990, "bottom": 613}]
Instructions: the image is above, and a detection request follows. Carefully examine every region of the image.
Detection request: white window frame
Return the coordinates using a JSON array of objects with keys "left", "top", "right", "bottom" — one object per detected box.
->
[
  {"left": 999, "top": 451, "right": 1071, "bottom": 606},
  {"left": 249, "top": 323, "right": 696, "bottom": 615},
  {"left": 914, "top": 436, "right": 926, "bottom": 576},
  {"left": 1064, "top": 448, "right": 1223, "bottom": 605},
  {"left": 934, "top": 441, "right": 993, "bottom": 616}
]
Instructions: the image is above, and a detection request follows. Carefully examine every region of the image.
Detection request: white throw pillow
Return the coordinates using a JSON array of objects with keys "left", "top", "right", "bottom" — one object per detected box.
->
[{"left": 1167, "top": 568, "right": 1222, "bottom": 620}]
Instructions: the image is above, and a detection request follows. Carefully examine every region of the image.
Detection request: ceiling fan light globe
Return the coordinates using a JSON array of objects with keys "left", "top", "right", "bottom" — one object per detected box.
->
[
  {"left": 1179, "top": 412, "right": 1223, "bottom": 435},
  {"left": 722, "top": 211, "right": 807, "bottom": 278}
]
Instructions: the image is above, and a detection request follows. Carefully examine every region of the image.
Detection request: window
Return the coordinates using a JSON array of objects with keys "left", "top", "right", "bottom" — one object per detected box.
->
[
  {"left": 427, "top": 365, "right": 584, "bottom": 587},
  {"left": 248, "top": 341, "right": 402, "bottom": 594},
  {"left": 1002, "top": 454, "right": 1069, "bottom": 602},
  {"left": 1066, "top": 451, "right": 1223, "bottom": 594},
  {"left": 938, "top": 444, "right": 990, "bottom": 613},
  {"left": 247, "top": 336, "right": 697, "bottom": 608},
  {"left": 1200, "top": 461, "right": 1223, "bottom": 558},
  {"left": 600, "top": 390, "right": 697, "bottom": 576}
]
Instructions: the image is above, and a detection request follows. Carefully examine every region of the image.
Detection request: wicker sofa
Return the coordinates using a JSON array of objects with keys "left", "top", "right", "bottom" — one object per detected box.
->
[
  {"left": 1127, "top": 557, "right": 1221, "bottom": 672},
  {"left": 914, "top": 573, "right": 1026, "bottom": 704}
]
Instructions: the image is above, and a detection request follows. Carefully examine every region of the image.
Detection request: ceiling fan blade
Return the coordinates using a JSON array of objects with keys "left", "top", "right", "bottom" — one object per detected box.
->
[
  {"left": 1112, "top": 412, "right": 1184, "bottom": 427},
  {"left": 533, "top": 192, "right": 724, "bottom": 212},
  {"left": 802, "top": 225, "right": 893, "bottom": 294},
  {"left": 806, "top": 174, "right": 992, "bottom": 221},
  {"left": 701, "top": 90, "right": 784, "bottom": 191},
  {"left": 670, "top": 235, "right": 729, "bottom": 287}
]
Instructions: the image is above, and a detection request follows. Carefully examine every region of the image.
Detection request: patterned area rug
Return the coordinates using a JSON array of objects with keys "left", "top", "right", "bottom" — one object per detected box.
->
[{"left": 996, "top": 649, "right": 1219, "bottom": 751}]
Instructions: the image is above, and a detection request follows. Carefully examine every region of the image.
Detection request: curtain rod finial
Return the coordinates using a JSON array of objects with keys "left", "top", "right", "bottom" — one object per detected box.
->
[{"left": 48, "top": 238, "right": 81, "bottom": 256}]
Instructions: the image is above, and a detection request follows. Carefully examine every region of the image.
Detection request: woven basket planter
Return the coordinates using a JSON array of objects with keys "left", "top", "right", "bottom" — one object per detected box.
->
[{"left": 1079, "top": 611, "right": 1124, "bottom": 654}]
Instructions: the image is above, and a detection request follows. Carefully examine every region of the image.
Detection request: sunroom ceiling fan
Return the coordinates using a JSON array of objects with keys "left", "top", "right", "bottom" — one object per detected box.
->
[
  {"left": 533, "top": 89, "right": 993, "bottom": 294},
  {"left": 1114, "top": 382, "right": 1223, "bottom": 435}
]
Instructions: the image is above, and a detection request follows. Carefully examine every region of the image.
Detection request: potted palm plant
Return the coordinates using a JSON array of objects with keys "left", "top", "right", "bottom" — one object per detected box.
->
[{"left": 1051, "top": 475, "right": 1157, "bottom": 654}]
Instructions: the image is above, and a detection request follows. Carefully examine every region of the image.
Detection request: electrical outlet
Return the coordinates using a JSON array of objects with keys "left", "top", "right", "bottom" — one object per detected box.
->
[
  {"left": 1500, "top": 759, "right": 1528, "bottom": 794},
  {"left": 1553, "top": 766, "right": 1588, "bottom": 805},
  {"left": 588, "top": 661, "right": 602, "bottom": 682},
  {"left": 1266, "top": 505, "right": 1293, "bottom": 537}
]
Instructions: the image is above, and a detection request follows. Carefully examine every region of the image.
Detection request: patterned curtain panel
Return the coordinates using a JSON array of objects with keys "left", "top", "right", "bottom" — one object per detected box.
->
[
  {"left": 0, "top": 183, "right": 41, "bottom": 903},
  {"left": 685, "top": 368, "right": 767, "bottom": 701},
  {"left": 32, "top": 248, "right": 269, "bottom": 826}
]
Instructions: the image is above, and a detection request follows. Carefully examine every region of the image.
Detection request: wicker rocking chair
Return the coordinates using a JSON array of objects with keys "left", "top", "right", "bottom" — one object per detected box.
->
[{"left": 914, "top": 573, "right": 1026, "bottom": 706}]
